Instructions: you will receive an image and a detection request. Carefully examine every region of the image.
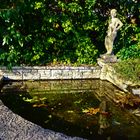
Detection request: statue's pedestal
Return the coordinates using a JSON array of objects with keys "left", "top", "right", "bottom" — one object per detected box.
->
[
  {"left": 97, "top": 54, "right": 118, "bottom": 67},
  {"left": 97, "top": 54, "right": 118, "bottom": 81}
]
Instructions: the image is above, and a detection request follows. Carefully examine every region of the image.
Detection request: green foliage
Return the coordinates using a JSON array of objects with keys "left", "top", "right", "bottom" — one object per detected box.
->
[
  {"left": 113, "top": 59, "right": 140, "bottom": 83},
  {"left": 116, "top": 19, "right": 140, "bottom": 60},
  {"left": 0, "top": 0, "right": 139, "bottom": 67},
  {"left": 76, "top": 36, "right": 98, "bottom": 64},
  {"left": 0, "top": 0, "right": 99, "bottom": 67},
  {"left": 117, "top": 44, "right": 140, "bottom": 60}
]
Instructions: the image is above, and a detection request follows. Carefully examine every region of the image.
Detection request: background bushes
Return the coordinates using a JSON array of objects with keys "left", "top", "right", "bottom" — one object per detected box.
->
[{"left": 0, "top": 0, "right": 139, "bottom": 67}]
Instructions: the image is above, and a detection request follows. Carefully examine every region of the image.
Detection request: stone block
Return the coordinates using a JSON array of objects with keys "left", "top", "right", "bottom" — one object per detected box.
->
[
  {"left": 51, "top": 70, "right": 63, "bottom": 79},
  {"left": 62, "top": 70, "right": 73, "bottom": 79}
]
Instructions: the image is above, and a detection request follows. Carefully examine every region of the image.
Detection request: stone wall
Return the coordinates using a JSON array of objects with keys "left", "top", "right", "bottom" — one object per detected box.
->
[
  {"left": 0, "top": 66, "right": 101, "bottom": 80},
  {"left": 98, "top": 58, "right": 140, "bottom": 96},
  {"left": 0, "top": 64, "right": 139, "bottom": 95}
]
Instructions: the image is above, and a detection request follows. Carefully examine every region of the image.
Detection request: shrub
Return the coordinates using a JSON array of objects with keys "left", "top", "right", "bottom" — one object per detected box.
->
[{"left": 113, "top": 59, "right": 140, "bottom": 83}]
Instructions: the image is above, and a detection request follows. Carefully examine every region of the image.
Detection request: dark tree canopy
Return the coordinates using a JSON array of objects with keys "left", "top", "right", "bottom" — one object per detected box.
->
[{"left": 0, "top": 0, "right": 139, "bottom": 67}]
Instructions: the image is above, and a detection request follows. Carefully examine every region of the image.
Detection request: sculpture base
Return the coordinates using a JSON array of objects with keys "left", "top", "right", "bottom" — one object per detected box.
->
[
  {"left": 97, "top": 54, "right": 118, "bottom": 67},
  {"left": 100, "top": 54, "right": 118, "bottom": 63}
]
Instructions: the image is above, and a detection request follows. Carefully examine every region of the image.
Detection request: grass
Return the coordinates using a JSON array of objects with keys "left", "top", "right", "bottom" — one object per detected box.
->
[{"left": 113, "top": 58, "right": 140, "bottom": 83}]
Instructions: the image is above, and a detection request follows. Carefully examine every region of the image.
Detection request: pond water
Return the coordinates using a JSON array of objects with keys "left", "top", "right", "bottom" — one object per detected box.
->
[{"left": 1, "top": 79, "right": 140, "bottom": 140}]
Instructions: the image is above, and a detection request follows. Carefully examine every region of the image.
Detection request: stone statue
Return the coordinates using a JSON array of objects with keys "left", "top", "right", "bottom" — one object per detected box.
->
[{"left": 105, "top": 9, "right": 123, "bottom": 55}]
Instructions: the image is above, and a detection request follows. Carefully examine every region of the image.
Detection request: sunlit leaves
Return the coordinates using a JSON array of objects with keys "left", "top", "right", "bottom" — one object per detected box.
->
[
  {"left": 47, "top": 37, "right": 56, "bottom": 44},
  {"left": 83, "top": 21, "right": 99, "bottom": 30},
  {"left": 25, "top": 34, "right": 32, "bottom": 42},
  {"left": 85, "top": 0, "right": 96, "bottom": 9},
  {"left": 58, "top": 1, "right": 66, "bottom": 11},
  {"left": 0, "top": 0, "right": 139, "bottom": 67},
  {"left": 62, "top": 20, "right": 73, "bottom": 33},
  {"left": 76, "top": 37, "right": 98, "bottom": 64},
  {"left": 2, "top": 35, "right": 10, "bottom": 45},
  {"left": 67, "top": 2, "right": 82, "bottom": 13},
  {"left": 34, "top": 2, "right": 44, "bottom": 10}
]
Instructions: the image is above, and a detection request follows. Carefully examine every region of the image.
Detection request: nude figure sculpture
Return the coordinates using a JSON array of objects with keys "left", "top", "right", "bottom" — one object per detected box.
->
[{"left": 105, "top": 9, "right": 123, "bottom": 55}]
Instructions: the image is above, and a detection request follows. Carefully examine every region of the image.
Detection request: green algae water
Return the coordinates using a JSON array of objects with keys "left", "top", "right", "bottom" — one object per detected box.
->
[{"left": 1, "top": 79, "right": 140, "bottom": 140}]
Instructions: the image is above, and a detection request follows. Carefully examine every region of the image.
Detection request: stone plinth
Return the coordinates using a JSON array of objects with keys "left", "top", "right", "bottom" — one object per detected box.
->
[
  {"left": 98, "top": 54, "right": 118, "bottom": 66},
  {"left": 97, "top": 55, "right": 118, "bottom": 82}
]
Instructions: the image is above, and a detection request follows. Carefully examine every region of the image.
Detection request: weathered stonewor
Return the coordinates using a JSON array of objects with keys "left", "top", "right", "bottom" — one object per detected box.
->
[
  {"left": 99, "top": 54, "right": 118, "bottom": 63},
  {"left": 97, "top": 57, "right": 140, "bottom": 95},
  {"left": 0, "top": 100, "right": 85, "bottom": 140},
  {"left": 0, "top": 66, "right": 101, "bottom": 80}
]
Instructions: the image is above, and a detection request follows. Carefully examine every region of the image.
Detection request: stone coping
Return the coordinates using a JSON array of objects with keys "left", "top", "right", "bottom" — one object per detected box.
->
[
  {"left": 0, "top": 66, "right": 101, "bottom": 80},
  {"left": 0, "top": 64, "right": 139, "bottom": 94},
  {"left": 0, "top": 66, "right": 100, "bottom": 70}
]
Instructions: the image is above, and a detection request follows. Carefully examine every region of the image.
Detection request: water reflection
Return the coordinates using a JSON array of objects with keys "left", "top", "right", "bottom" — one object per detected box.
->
[
  {"left": 1, "top": 80, "right": 140, "bottom": 140},
  {"left": 98, "top": 98, "right": 110, "bottom": 135}
]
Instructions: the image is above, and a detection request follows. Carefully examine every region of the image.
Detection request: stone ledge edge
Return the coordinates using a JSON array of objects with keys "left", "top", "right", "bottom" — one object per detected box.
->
[{"left": 0, "top": 66, "right": 101, "bottom": 80}]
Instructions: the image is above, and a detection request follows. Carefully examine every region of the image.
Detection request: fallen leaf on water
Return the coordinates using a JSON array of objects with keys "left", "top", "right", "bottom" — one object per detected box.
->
[
  {"left": 82, "top": 109, "right": 89, "bottom": 113},
  {"left": 132, "top": 109, "right": 140, "bottom": 117},
  {"left": 33, "top": 104, "right": 38, "bottom": 107},
  {"left": 67, "top": 110, "right": 74, "bottom": 113},
  {"left": 33, "top": 104, "right": 47, "bottom": 108},
  {"left": 48, "top": 115, "right": 52, "bottom": 118},
  {"left": 82, "top": 108, "right": 100, "bottom": 115}
]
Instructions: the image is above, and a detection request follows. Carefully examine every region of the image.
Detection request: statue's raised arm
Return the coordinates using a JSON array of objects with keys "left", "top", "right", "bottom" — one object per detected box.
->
[{"left": 105, "top": 9, "right": 123, "bottom": 55}]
